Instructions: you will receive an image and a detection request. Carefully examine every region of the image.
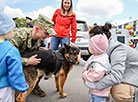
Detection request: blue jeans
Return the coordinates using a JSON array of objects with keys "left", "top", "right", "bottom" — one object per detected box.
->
[
  {"left": 50, "top": 36, "right": 70, "bottom": 50},
  {"left": 90, "top": 94, "right": 106, "bottom": 102}
]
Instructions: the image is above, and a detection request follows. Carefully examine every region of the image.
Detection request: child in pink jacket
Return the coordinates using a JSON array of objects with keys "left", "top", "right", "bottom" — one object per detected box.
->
[{"left": 79, "top": 34, "right": 111, "bottom": 102}]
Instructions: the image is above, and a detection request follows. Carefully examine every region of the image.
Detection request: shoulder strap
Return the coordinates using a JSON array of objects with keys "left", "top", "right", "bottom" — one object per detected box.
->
[
  {"left": 91, "top": 61, "right": 107, "bottom": 69},
  {"left": 108, "top": 45, "right": 120, "bottom": 63},
  {"left": 85, "top": 59, "right": 111, "bottom": 73}
]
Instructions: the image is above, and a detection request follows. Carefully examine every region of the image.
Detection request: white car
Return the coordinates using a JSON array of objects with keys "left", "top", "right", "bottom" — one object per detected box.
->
[
  {"left": 45, "top": 20, "right": 90, "bottom": 59},
  {"left": 75, "top": 20, "right": 90, "bottom": 56}
]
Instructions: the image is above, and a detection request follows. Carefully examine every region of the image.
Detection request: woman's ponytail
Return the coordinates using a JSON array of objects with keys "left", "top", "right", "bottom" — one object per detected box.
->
[{"left": 102, "top": 22, "right": 112, "bottom": 39}]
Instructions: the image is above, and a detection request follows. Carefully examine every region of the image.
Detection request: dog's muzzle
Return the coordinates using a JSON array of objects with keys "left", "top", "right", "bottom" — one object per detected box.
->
[{"left": 68, "top": 57, "right": 75, "bottom": 64}]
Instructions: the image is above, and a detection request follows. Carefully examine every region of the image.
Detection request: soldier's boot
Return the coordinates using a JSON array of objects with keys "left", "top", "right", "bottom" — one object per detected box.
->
[{"left": 32, "top": 86, "right": 46, "bottom": 97}]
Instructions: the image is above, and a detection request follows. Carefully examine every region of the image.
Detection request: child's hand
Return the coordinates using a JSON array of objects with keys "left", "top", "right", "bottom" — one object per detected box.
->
[
  {"left": 77, "top": 51, "right": 81, "bottom": 62},
  {"left": 70, "top": 42, "right": 75, "bottom": 47},
  {"left": 82, "top": 76, "right": 86, "bottom": 85},
  {"left": 16, "top": 91, "right": 27, "bottom": 101},
  {"left": 82, "top": 70, "right": 85, "bottom": 73},
  {"left": 20, "top": 91, "right": 27, "bottom": 98}
]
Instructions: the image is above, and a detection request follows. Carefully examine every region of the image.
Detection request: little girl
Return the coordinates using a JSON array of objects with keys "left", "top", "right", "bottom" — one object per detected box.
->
[{"left": 78, "top": 34, "right": 111, "bottom": 102}]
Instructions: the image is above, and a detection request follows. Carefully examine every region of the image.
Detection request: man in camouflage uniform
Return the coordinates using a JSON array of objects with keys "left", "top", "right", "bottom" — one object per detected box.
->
[{"left": 11, "top": 14, "right": 56, "bottom": 97}]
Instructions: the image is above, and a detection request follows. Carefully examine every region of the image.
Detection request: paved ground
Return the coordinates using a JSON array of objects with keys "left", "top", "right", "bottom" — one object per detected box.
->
[{"left": 27, "top": 65, "right": 90, "bottom": 102}]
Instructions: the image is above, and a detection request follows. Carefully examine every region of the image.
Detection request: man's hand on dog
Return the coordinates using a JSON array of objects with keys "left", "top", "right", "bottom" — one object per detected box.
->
[
  {"left": 39, "top": 47, "right": 47, "bottom": 50},
  {"left": 28, "top": 54, "right": 41, "bottom": 65}
]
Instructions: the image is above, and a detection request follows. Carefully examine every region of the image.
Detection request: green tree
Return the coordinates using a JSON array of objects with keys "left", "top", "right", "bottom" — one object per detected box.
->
[
  {"left": 32, "top": 19, "right": 37, "bottom": 24},
  {"left": 16, "top": 18, "right": 27, "bottom": 28},
  {"left": 89, "top": 26, "right": 92, "bottom": 30}
]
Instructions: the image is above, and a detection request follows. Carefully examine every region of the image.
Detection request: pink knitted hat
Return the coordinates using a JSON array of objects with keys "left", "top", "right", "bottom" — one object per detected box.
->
[{"left": 89, "top": 34, "right": 108, "bottom": 54}]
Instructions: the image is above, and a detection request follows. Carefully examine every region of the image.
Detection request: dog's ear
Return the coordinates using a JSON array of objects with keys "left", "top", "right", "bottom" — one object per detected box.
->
[
  {"left": 73, "top": 46, "right": 80, "bottom": 54},
  {"left": 58, "top": 48, "right": 65, "bottom": 56},
  {"left": 64, "top": 43, "right": 71, "bottom": 50}
]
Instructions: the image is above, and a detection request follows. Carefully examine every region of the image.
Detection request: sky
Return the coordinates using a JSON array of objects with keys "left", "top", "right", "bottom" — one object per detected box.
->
[{"left": 0, "top": 0, "right": 138, "bottom": 26}]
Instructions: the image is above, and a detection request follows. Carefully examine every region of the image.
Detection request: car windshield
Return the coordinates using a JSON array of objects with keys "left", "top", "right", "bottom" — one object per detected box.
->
[{"left": 77, "top": 22, "right": 88, "bottom": 32}]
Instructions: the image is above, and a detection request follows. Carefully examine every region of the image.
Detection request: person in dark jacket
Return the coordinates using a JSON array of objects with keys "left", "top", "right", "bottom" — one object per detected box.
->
[
  {"left": 12, "top": 17, "right": 18, "bottom": 27},
  {"left": 26, "top": 16, "right": 34, "bottom": 28},
  {"left": 50, "top": 0, "right": 77, "bottom": 50}
]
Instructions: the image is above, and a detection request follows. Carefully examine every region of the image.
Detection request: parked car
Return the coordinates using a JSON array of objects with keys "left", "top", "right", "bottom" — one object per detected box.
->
[
  {"left": 44, "top": 20, "right": 90, "bottom": 60},
  {"left": 75, "top": 20, "right": 90, "bottom": 59}
]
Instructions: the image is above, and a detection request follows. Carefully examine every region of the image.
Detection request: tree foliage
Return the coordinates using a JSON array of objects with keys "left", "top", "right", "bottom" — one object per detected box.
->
[
  {"left": 89, "top": 26, "right": 92, "bottom": 30},
  {"left": 15, "top": 18, "right": 36, "bottom": 28}
]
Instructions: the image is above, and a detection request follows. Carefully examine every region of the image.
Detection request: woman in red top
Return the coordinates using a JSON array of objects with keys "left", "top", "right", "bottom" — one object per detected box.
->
[{"left": 50, "top": 0, "right": 77, "bottom": 50}]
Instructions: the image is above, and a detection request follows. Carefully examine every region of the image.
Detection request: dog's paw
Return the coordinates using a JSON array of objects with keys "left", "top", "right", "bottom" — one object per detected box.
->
[
  {"left": 32, "top": 88, "right": 46, "bottom": 97},
  {"left": 60, "top": 93, "right": 67, "bottom": 98},
  {"left": 56, "top": 87, "right": 59, "bottom": 91}
]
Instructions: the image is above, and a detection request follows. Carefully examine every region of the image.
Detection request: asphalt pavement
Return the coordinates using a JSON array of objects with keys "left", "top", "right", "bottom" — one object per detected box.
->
[{"left": 27, "top": 65, "right": 90, "bottom": 102}]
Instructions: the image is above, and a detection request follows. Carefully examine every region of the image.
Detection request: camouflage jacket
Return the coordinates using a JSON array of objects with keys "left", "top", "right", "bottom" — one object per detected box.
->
[{"left": 11, "top": 28, "right": 42, "bottom": 66}]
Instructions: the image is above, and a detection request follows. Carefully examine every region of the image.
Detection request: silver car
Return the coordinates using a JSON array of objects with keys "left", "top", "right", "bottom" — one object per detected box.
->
[{"left": 75, "top": 20, "right": 90, "bottom": 56}]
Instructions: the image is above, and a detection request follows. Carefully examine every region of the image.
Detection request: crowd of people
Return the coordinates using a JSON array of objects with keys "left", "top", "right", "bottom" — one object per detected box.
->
[{"left": 1, "top": 0, "right": 138, "bottom": 102}]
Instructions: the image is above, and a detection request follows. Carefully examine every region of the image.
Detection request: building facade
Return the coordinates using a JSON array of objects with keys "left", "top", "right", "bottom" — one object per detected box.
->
[
  {"left": 117, "top": 19, "right": 138, "bottom": 33},
  {"left": 116, "top": 19, "right": 138, "bottom": 49}
]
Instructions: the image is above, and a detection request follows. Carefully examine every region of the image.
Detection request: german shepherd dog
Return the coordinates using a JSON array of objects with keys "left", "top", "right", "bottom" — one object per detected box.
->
[{"left": 15, "top": 43, "right": 80, "bottom": 102}]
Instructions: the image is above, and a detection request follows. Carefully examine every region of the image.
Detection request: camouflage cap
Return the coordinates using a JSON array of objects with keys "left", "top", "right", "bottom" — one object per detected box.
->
[{"left": 36, "top": 14, "right": 56, "bottom": 35}]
